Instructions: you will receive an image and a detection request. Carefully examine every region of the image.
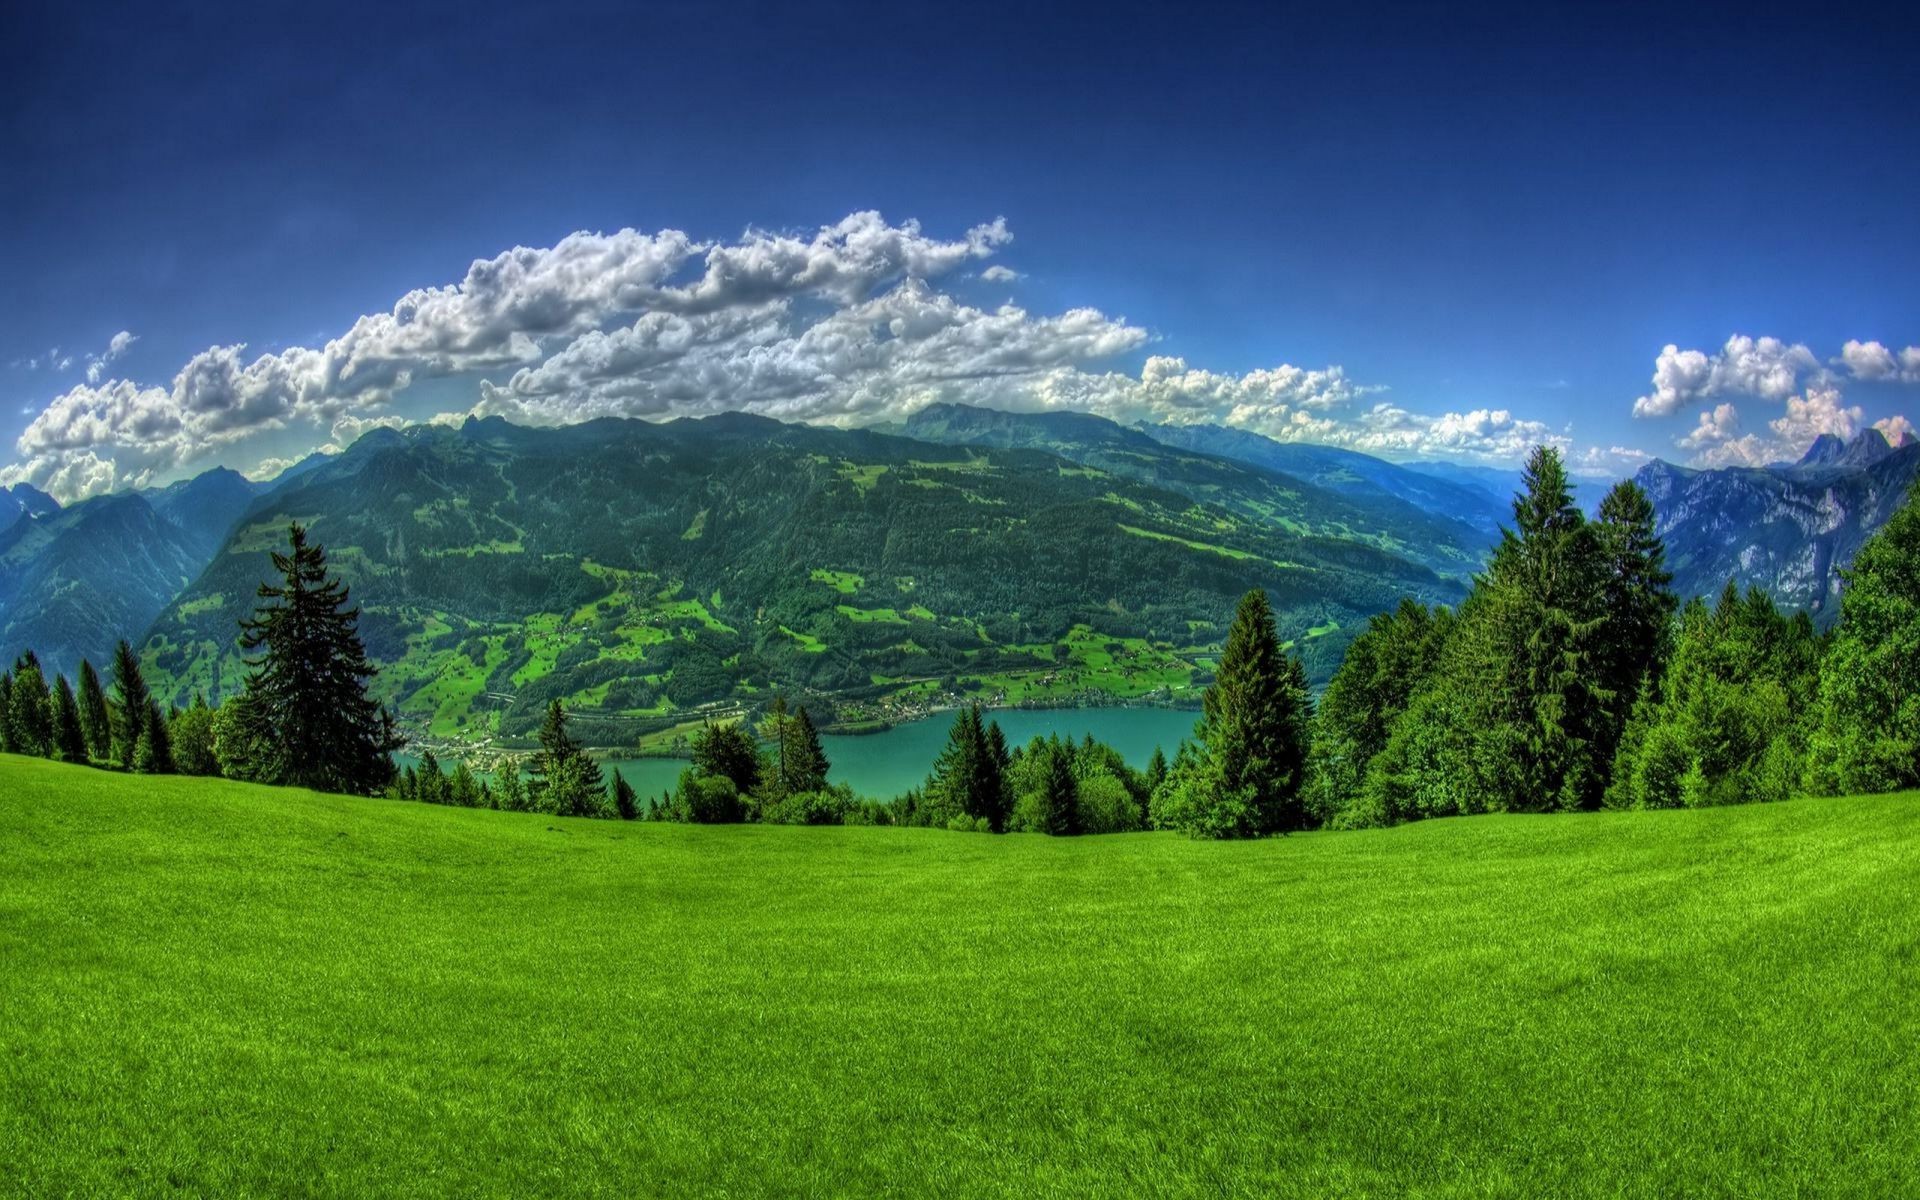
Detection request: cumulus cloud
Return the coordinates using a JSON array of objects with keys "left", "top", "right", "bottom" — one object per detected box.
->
[
  {"left": 6, "top": 211, "right": 1579, "bottom": 500},
  {"left": 1838, "top": 339, "right": 1920, "bottom": 383},
  {"left": 980, "top": 265, "right": 1021, "bottom": 283},
  {"left": 85, "top": 330, "right": 138, "bottom": 384},
  {"left": 1633, "top": 335, "right": 1821, "bottom": 418},
  {"left": 1874, "top": 414, "right": 1917, "bottom": 446},
  {"left": 1676, "top": 386, "right": 1865, "bottom": 467}
]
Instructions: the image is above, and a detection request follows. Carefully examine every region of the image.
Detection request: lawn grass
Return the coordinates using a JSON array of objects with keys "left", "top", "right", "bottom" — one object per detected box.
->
[{"left": 2, "top": 754, "right": 1917, "bottom": 1196}]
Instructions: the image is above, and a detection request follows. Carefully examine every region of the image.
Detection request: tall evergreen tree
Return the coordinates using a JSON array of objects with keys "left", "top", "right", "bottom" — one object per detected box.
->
[
  {"left": 1808, "top": 490, "right": 1920, "bottom": 795},
  {"left": 496, "top": 759, "right": 530, "bottom": 812},
  {"left": 782, "top": 705, "right": 831, "bottom": 793},
  {"left": 237, "top": 524, "right": 399, "bottom": 794},
  {"left": 925, "top": 705, "right": 1009, "bottom": 829},
  {"left": 1032, "top": 739, "right": 1080, "bottom": 836},
  {"left": 532, "top": 699, "right": 605, "bottom": 817},
  {"left": 415, "top": 749, "right": 447, "bottom": 805},
  {"left": 76, "top": 659, "right": 111, "bottom": 762},
  {"left": 611, "top": 768, "right": 639, "bottom": 819},
  {"left": 7, "top": 655, "right": 52, "bottom": 757},
  {"left": 1306, "top": 598, "right": 1452, "bottom": 826},
  {"left": 0, "top": 671, "right": 12, "bottom": 754},
  {"left": 448, "top": 760, "right": 482, "bottom": 807},
  {"left": 109, "top": 639, "right": 152, "bottom": 771},
  {"left": 1163, "top": 589, "right": 1313, "bottom": 836},
  {"left": 141, "top": 699, "right": 174, "bottom": 774},
  {"left": 51, "top": 675, "right": 88, "bottom": 763},
  {"left": 1590, "top": 479, "right": 1677, "bottom": 789}
]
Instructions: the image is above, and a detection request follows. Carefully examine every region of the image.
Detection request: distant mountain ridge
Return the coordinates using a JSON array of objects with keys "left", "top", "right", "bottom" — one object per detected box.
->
[{"left": 1636, "top": 428, "right": 1920, "bottom": 620}]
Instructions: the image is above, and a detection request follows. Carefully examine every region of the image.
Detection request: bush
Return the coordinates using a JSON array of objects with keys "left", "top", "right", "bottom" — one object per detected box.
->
[
  {"left": 1075, "top": 770, "right": 1142, "bottom": 834},
  {"left": 677, "top": 769, "right": 746, "bottom": 824},
  {"left": 760, "top": 784, "right": 856, "bottom": 826},
  {"left": 945, "top": 813, "right": 991, "bottom": 833}
]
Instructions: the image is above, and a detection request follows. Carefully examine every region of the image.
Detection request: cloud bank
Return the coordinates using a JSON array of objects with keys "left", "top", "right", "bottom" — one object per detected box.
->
[{"left": 9, "top": 212, "right": 1580, "bottom": 500}]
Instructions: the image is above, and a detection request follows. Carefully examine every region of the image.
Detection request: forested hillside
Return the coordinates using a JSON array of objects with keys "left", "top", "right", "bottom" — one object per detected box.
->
[{"left": 142, "top": 414, "right": 1461, "bottom": 743}]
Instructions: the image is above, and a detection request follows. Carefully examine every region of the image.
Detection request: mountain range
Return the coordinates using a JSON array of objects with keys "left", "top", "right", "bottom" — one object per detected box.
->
[{"left": 0, "top": 407, "right": 1913, "bottom": 745}]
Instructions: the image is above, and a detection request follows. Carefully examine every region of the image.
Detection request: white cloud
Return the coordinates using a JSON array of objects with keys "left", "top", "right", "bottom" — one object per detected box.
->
[
  {"left": 84, "top": 330, "right": 138, "bottom": 384},
  {"left": 980, "top": 265, "right": 1021, "bottom": 283},
  {"left": 1633, "top": 335, "right": 1821, "bottom": 418},
  {"left": 1675, "top": 386, "right": 1865, "bottom": 468},
  {"left": 1838, "top": 339, "right": 1920, "bottom": 383},
  {"left": 1874, "top": 414, "right": 1917, "bottom": 446},
  {"left": 7, "top": 211, "right": 1577, "bottom": 500}
]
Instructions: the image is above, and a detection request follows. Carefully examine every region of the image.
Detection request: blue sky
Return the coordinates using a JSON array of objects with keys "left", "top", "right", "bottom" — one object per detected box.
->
[{"left": 4, "top": 0, "right": 1917, "bottom": 498}]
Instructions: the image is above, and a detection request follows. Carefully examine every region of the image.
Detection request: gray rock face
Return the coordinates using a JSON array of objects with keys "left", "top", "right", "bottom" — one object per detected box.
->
[{"left": 1641, "top": 433, "right": 1920, "bottom": 621}]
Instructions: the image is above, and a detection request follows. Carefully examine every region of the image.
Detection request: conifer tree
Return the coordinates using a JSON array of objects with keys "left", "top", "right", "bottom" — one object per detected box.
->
[
  {"left": 7, "top": 655, "right": 52, "bottom": 757},
  {"left": 1032, "top": 739, "right": 1079, "bottom": 836},
  {"left": 783, "top": 705, "right": 831, "bottom": 793},
  {"left": 496, "top": 759, "right": 530, "bottom": 812},
  {"left": 76, "top": 659, "right": 111, "bottom": 762},
  {"left": 925, "top": 705, "right": 1009, "bottom": 829},
  {"left": 1591, "top": 479, "right": 1677, "bottom": 788},
  {"left": 0, "top": 671, "right": 12, "bottom": 754},
  {"left": 1144, "top": 746, "right": 1169, "bottom": 796},
  {"left": 109, "top": 639, "right": 152, "bottom": 771},
  {"left": 532, "top": 699, "right": 604, "bottom": 816},
  {"left": 235, "top": 524, "right": 398, "bottom": 793},
  {"left": 141, "top": 699, "right": 174, "bottom": 774},
  {"left": 1162, "top": 589, "right": 1313, "bottom": 836},
  {"left": 447, "top": 760, "right": 480, "bottom": 806},
  {"left": 416, "top": 749, "right": 447, "bottom": 804},
  {"left": 1808, "top": 490, "right": 1920, "bottom": 794},
  {"left": 51, "top": 675, "right": 88, "bottom": 763},
  {"left": 611, "top": 768, "right": 639, "bottom": 819},
  {"left": 397, "top": 764, "right": 418, "bottom": 801}
]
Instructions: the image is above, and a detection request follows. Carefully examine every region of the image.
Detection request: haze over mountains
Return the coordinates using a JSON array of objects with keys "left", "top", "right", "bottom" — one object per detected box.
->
[{"left": 0, "top": 406, "right": 1912, "bottom": 743}]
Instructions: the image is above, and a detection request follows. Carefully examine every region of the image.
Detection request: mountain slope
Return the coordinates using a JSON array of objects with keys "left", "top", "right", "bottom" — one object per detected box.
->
[
  {"left": 0, "top": 483, "right": 59, "bottom": 538},
  {"left": 142, "top": 414, "right": 1464, "bottom": 744},
  {"left": 1135, "top": 421, "right": 1509, "bottom": 537},
  {"left": 0, "top": 493, "right": 206, "bottom": 678},
  {"left": 1636, "top": 430, "right": 1920, "bottom": 618},
  {"left": 900, "top": 404, "right": 1491, "bottom": 576}
]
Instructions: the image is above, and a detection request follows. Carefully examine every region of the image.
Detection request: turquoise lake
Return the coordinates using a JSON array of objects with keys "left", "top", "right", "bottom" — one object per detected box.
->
[{"left": 416, "top": 707, "right": 1201, "bottom": 801}]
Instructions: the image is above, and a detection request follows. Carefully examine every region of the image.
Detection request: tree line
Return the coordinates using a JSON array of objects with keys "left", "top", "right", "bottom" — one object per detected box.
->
[{"left": 9, "top": 454, "right": 1920, "bottom": 837}]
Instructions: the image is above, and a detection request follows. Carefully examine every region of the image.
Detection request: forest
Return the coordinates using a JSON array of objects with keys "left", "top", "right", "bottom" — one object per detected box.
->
[{"left": 6, "top": 443, "right": 1917, "bottom": 838}]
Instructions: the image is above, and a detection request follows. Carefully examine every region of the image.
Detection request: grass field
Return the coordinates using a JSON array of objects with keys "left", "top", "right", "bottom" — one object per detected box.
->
[{"left": 3, "top": 755, "right": 1917, "bottom": 1196}]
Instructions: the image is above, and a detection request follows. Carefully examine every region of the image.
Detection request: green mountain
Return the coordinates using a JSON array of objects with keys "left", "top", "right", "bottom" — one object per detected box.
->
[
  {"left": 900, "top": 403, "right": 1491, "bottom": 576},
  {"left": 142, "top": 413, "right": 1463, "bottom": 747},
  {"left": 0, "top": 469, "right": 264, "bottom": 679},
  {"left": 1132, "top": 420, "right": 1509, "bottom": 537}
]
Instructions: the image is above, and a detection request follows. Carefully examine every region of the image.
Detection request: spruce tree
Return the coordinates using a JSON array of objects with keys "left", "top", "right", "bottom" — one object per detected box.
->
[
  {"left": 109, "top": 639, "right": 152, "bottom": 771},
  {"left": 1180, "top": 589, "right": 1313, "bottom": 835},
  {"left": 76, "top": 659, "right": 111, "bottom": 762},
  {"left": 532, "top": 699, "right": 604, "bottom": 816},
  {"left": 449, "top": 761, "right": 481, "bottom": 807},
  {"left": 8, "top": 655, "right": 52, "bottom": 757},
  {"left": 0, "top": 672, "right": 12, "bottom": 754},
  {"left": 142, "top": 699, "right": 174, "bottom": 774},
  {"left": 415, "top": 749, "right": 446, "bottom": 804},
  {"left": 925, "top": 705, "right": 1008, "bottom": 829},
  {"left": 783, "top": 705, "right": 830, "bottom": 793},
  {"left": 51, "top": 675, "right": 88, "bottom": 763},
  {"left": 1591, "top": 479, "right": 1676, "bottom": 793},
  {"left": 1808, "top": 489, "right": 1920, "bottom": 794},
  {"left": 237, "top": 524, "right": 399, "bottom": 794},
  {"left": 1033, "top": 739, "right": 1080, "bottom": 836},
  {"left": 611, "top": 768, "right": 639, "bottom": 819},
  {"left": 496, "top": 759, "right": 529, "bottom": 812}
]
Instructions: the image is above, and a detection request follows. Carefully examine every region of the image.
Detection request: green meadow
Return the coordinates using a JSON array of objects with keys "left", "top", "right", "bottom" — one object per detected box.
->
[{"left": 2, "top": 754, "right": 1917, "bottom": 1197}]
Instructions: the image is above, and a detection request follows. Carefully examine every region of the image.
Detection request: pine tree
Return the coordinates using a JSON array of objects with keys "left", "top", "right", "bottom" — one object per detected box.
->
[
  {"left": 397, "top": 764, "right": 418, "bottom": 801},
  {"left": 237, "top": 524, "right": 399, "bottom": 794},
  {"left": 1144, "top": 746, "right": 1169, "bottom": 796},
  {"left": 0, "top": 672, "right": 12, "bottom": 754},
  {"left": 1808, "top": 489, "right": 1920, "bottom": 794},
  {"left": 1174, "top": 589, "right": 1314, "bottom": 836},
  {"left": 1032, "top": 739, "right": 1079, "bottom": 836},
  {"left": 7, "top": 655, "right": 52, "bottom": 757},
  {"left": 611, "top": 768, "right": 639, "bottom": 819},
  {"left": 496, "top": 759, "right": 530, "bottom": 812},
  {"left": 109, "top": 639, "right": 152, "bottom": 771},
  {"left": 532, "top": 699, "right": 604, "bottom": 816},
  {"left": 141, "top": 699, "right": 174, "bottom": 774},
  {"left": 51, "top": 675, "right": 88, "bottom": 763},
  {"left": 448, "top": 761, "right": 482, "bottom": 807},
  {"left": 76, "top": 659, "right": 111, "bottom": 762},
  {"left": 925, "top": 705, "right": 1008, "bottom": 829},
  {"left": 416, "top": 749, "right": 447, "bottom": 804},
  {"left": 1591, "top": 479, "right": 1676, "bottom": 794},
  {"left": 783, "top": 705, "right": 831, "bottom": 793}
]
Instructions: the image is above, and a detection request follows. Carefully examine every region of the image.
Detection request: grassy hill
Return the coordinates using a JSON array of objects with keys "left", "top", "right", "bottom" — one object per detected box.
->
[{"left": 3, "top": 755, "right": 1916, "bottom": 1196}]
